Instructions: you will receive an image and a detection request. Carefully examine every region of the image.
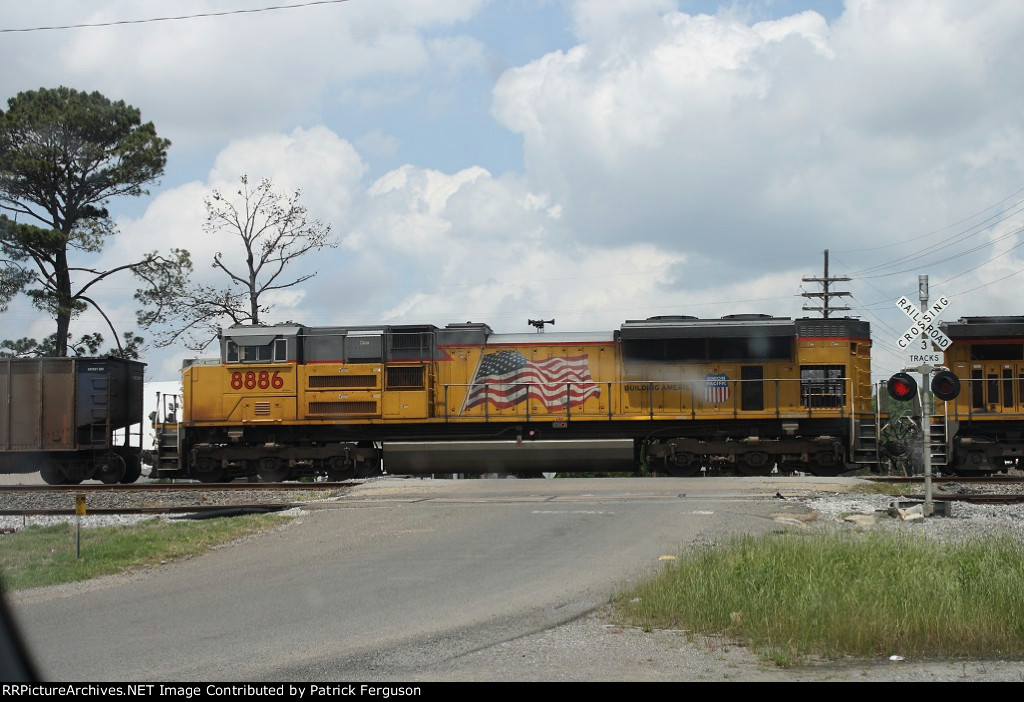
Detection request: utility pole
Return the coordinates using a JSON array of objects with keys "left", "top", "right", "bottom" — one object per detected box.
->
[{"left": 802, "top": 249, "right": 851, "bottom": 318}]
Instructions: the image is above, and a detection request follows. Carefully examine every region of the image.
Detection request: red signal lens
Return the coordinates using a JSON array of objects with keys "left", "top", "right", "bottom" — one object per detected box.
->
[{"left": 887, "top": 373, "right": 918, "bottom": 402}]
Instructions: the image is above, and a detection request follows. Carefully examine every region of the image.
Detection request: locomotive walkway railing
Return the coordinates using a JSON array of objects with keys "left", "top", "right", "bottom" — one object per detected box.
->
[{"left": 438, "top": 376, "right": 860, "bottom": 422}]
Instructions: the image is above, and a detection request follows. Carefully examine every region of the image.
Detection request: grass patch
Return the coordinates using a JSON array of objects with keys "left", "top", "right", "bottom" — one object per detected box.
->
[
  {"left": 613, "top": 531, "right": 1024, "bottom": 664},
  {"left": 0, "top": 514, "right": 292, "bottom": 592}
]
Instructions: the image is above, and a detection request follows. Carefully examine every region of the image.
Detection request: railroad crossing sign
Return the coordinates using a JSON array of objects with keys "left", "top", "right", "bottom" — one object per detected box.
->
[{"left": 895, "top": 294, "right": 952, "bottom": 352}]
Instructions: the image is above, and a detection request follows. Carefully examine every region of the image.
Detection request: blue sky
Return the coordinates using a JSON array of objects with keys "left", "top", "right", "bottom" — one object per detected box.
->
[{"left": 2, "top": 0, "right": 1024, "bottom": 382}]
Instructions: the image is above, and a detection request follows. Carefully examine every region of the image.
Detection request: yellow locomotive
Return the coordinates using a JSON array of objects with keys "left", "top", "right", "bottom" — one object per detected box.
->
[
  {"left": 938, "top": 316, "right": 1024, "bottom": 473},
  {"left": 153, "top": 314, "right": 877, "bottom": 481}
]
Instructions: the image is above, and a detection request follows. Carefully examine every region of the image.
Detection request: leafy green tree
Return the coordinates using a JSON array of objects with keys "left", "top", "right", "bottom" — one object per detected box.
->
[
  {"left": 0, "top": 86, "right": 191, "bottom": 356},
  {"left": 140, "top": 175, "right": 334, "bottom": 349},
  {"left": 0, "top": 331, "right": 144, "bottom": 359}
]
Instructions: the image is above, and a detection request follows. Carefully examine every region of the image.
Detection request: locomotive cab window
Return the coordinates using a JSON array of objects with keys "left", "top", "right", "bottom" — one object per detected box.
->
[
  {"left": 224, "top": 338, "right": 289, "bottom": 363},
  {"left": 800, "top": 365, "right": 846, "bottom": 408}
]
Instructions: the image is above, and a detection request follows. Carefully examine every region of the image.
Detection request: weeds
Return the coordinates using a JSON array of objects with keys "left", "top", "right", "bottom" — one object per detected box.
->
[{"left": 613, "top": 531, "right": 1024, "bottom": 664}]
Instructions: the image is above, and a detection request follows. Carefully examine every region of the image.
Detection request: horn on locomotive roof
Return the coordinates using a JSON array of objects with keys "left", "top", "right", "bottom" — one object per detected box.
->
[{"left": 528, "top": 319, "right": 555, "bottom": 332}]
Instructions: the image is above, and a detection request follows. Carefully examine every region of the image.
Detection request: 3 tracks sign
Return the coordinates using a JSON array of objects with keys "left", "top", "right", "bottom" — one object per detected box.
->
[{"left": 896, "top": 294, "right": 952, "bottom": 363}]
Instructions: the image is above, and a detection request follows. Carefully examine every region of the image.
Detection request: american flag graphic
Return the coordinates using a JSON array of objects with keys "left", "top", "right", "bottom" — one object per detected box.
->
[
  {"left": 705, "top": 373, "right": 730, "bottom": 404},
  {"left": 464, "top": 350, "right": 600, "bottom": 411}
]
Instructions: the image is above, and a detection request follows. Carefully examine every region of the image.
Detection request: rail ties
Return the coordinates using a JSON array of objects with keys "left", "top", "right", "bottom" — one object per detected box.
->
[{"left": 868, "top": 475, "right": 1024, "bottom": 504}]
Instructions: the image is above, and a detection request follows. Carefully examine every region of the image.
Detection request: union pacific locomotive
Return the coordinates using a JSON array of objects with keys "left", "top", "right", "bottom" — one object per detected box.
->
[
  {"left": 147, "top": 314, "right": 880, "bottom": 481},
  {"left": 11, "top": 313, "right": 1024, "bottom": 484},
  {"left": 939, "top": 316, "right": 1024, "bottom": 473}
]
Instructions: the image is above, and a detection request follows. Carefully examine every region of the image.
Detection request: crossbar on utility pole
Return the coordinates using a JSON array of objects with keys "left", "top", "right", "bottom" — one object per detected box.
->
[{"left": 802, "top": 249, "right": 851, "bottom": 318}]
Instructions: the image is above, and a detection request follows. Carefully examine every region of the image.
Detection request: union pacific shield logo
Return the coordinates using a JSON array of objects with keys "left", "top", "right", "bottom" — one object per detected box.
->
[{"left": 705, "top": 373, "right": 730, "bottom": 403}]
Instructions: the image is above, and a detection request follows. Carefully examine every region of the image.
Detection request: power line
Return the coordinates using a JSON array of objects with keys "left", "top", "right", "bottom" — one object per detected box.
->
[
  {"left": 0, "top": 1, "right": 351, "bottom": 33},
  {"left": 832, "top": 184, "right": 1024, "bottom": 256}
]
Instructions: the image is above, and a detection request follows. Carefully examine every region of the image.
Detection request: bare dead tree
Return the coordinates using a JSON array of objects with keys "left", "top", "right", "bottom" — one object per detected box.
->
[{"left": 141, "top": 175, "right": 335, "bottom": 349}]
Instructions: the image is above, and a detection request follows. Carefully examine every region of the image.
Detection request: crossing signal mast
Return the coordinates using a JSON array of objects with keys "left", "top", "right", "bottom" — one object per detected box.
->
[
  {"left": 885, "top": 275, "right": 961, "bottom": 516},
  {"left": 802, "top": 250, "right": 851, "bottom": 318}
]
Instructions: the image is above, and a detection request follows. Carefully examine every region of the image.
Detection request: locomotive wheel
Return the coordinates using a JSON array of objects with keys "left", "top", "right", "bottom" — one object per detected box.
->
[
  {"left": 193, "top": 458, "right": 227, "bottom": 483},
  {"left": 811, "top": 450, "right": 843, "bottom": 478},
  {"left": 735, "top": 452, "right": 772, "bottom": 477},
  {"left": 356, "top": 456, "right": 383, "bottom": 478},
  {"left": 258, "top": 457, "right": 290, "bottom": 483},
  {"left": 664, "top": 452, "right": 700, "bottom": 477},
  {"left": 326, "top": 456, "right": 355, "bottom": 480}
]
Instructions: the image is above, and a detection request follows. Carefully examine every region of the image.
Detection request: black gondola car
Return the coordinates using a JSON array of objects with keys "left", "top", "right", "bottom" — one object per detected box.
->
[{"left": 0, "top": 357, "right": 145, "bottom": 484}]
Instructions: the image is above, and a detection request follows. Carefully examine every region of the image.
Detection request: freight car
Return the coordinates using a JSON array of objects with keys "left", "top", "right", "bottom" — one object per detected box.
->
[
  {"left": 150, "top": 315, "right": 880, "bottom": 481},
  {"left": 0, "top": 357, "right": 146, "bottom": 484}
]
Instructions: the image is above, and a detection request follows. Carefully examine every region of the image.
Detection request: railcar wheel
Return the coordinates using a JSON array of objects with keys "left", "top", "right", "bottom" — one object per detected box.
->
[
  {"left": 120, "top": 456, "right": 143, "bottom": 484},
  {"left": 40, "top": 463, "right": 66, "bottom": 485},
  {"left": 258, "top": 457, "right": 290, "bottom": 483},
  {"left": 96, "top": 453, "right": 126, "bottom": 484},
  {"left": 735, "top": 452, "right": 772, "bottom": 477}
]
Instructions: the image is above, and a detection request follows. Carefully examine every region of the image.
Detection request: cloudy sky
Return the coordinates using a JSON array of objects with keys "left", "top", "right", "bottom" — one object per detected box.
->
[{"left": 2, "top": 0, "right": 1024, "bottom": 382}]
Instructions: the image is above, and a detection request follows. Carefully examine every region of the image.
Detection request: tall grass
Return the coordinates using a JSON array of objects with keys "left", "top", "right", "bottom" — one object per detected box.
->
[
  {"left": 0, "top": 515, "right": 291, "bottom": 591},
  {"left": 614, "top": 531, "right": 1024, "bottom": 665}
]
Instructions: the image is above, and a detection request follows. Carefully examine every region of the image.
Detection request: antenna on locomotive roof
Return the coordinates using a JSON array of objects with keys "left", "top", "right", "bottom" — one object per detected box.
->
[{"left": 528, "top": 319, "right": 555, "bottom": 333}]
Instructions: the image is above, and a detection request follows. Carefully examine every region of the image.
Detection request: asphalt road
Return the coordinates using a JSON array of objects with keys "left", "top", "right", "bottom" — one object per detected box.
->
[{"left": 10, "top": 475, "right": 1019, "bottom": 682}]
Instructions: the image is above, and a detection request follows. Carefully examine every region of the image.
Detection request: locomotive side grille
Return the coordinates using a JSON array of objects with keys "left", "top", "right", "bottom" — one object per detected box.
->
[
  {"left": 308, "top": 401, "right": 378, "bottom": 416},
  {"left": 308, "top": 375, "right": 378, "bottom": 389},
  {"left": 387, "top": 366, "right": 425, "bottom": 390},
  {"left": 253, "top": 402, "right": 271, "bottom": 416}
]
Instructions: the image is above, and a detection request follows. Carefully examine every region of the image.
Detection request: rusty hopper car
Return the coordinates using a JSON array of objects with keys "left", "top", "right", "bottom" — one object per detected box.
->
[
  {"left": 0, "top": 357, "right": 146, "bottom": 484},
  {"left": 155, "top": 314, "right": 877, "bottom": 481}
]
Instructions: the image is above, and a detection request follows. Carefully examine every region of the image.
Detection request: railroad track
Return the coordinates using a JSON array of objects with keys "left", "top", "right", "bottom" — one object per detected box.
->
[
  {"left": 0, "top": 480, "right": 360, "bottom": 493},
  {"left": 867, "top": 475, "right": 1024, "bottom": 504},
  {"left": 0, "top": 481, "right": 359, "bottom": 519},
  {"left": 867, "top": 475, "right": 1024, "bottom": 484}
]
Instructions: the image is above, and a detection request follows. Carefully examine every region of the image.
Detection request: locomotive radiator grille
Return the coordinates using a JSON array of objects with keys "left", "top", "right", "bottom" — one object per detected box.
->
[
  {"left": 254, "top": 402, "right": 271, "bottom": 416},
  {"left": 386, "top": 366, "right": 425, "bottom": 390},
  {"left": 308, "top": 401, "right": 378, "bottom": 416},
  {"left": 308, "top": 375, "right": 378, "bottom": 389}
]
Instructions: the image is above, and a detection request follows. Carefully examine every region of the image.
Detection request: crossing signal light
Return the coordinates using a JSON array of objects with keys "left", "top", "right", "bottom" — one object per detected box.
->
[
  {"left": 931, "top": 370, "right": 961, "bottom": 401},
  {"left": 887, "top": 372, "right": 918, "bottom": 402}
]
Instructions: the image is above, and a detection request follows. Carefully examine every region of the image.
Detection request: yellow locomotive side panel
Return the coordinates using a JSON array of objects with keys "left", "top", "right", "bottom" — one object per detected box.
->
[
  {"left": 382, "top": 391, "right": 430, "bottom": 418},
  {"left": 436, "top": 343, "right": 615, "bottom": 420},
  {"left": 945, "top": 343, "right": 1024, "bottom": 416},
  {"left": 298, "top": 363, "right": 382, "bottom": 420},
  {"left": 382, "top": 363, "right": 431, "bottom": 418},
  {"left": 797, "top": 337, "right": 873, "bottom": 415},
  {"left": 619, "top": 361, "right": 801, "bottom": 419},
  {"left": 184, "top": 363, "right": 297, "bottom": 424}
]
